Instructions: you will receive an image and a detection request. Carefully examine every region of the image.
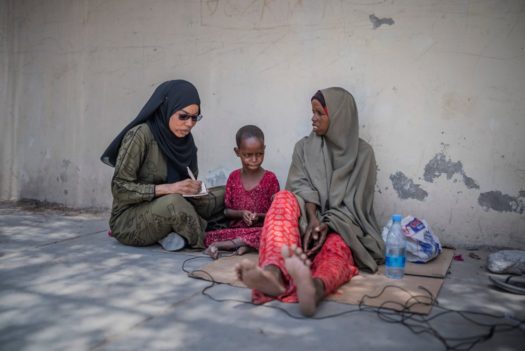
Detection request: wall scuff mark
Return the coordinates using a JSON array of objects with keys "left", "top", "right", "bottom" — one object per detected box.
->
[
  {"left": 478, "top": 191, "right": 524, "bottom": 214},
  {"left": 423, "top": 152, "right": 479, "bottom": 189},
  {"left": 369, "top": 14, "right": 394, "bottom": 29},
  {"left": 59, "top": 159, "right": 71, "bottom": 183},
  {"left": 389, "top": 171, "right": 428, "bottom": 201}
]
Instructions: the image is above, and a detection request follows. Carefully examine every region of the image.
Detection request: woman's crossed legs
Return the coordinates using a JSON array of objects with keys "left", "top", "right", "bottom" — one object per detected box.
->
[{"left": 235, "top": 190, "right": 358, "bottom": 316}]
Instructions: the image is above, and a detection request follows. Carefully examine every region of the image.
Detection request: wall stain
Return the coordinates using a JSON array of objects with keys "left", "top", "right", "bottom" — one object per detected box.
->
[
  {"left": 478, "top": 191, "right": 524, "bottom": 214},
  {"left": 369, "top": 14, "right": 394, "bottom": 29},
  {"left": 423, "top": 152, "right": 479, "bottom": 189},
  {"left": 389, "top": 171, "right": 428, "bottom": 201},
  {"left": 59, "top": 159, "right": 71, "bottom": 183}
]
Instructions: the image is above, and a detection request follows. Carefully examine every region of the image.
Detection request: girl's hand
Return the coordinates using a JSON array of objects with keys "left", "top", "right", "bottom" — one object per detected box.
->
[{"left": 242, "top": 211, "right": 257, "bottom": 226}]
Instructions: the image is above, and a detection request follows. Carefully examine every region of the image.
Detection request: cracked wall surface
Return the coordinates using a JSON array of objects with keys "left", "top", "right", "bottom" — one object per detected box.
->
[{"left": 1, "top": 0, "right": 524, "bottom": 248}]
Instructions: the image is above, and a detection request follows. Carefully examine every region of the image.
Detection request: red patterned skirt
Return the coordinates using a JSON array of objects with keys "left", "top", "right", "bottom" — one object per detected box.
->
[{"left": 205, "top": 227, "right": 261, "bottom": 249}]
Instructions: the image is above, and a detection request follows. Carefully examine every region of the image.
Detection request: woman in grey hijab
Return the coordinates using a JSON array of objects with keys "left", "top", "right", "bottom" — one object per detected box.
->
[{"left": 236, "top": 87, "right": 385, "bottom": 316}]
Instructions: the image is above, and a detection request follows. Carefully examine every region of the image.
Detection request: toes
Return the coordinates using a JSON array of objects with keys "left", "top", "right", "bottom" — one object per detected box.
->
[
  {"left": 281, "top": 244, "right": 290, "bottom": 258},
  {"left": 207, "top": 246, "right": 219, "bottom": 259},
  {"left": 294, "top": 246, "right": 304, "bottom": 256},
  {"left": 234, "top": 264, "right": 243, "bottom": 280},
  {"left": 236, "top": 246, "right": 249, "bottom": 256},
  {"left": 288, "top": 246, "right": 312, "bottom": 267}
]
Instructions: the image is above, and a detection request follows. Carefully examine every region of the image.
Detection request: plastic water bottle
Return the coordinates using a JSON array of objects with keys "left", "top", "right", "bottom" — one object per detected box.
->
[{"left": 385, "top": 214, "right": 406, "bottom": 279}]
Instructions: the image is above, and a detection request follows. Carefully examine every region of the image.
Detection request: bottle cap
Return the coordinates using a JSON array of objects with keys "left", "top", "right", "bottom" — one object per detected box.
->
[{"left": 392, "top": 214, "right": 402, "bottom": 222}]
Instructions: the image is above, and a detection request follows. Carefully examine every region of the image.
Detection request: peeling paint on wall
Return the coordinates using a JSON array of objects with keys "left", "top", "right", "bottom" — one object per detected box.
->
[
  {"left": 478, "top": 191, "right": 524, "bottom": 214},
  {"left": 389, "top": 171, "right": 428, "bottom": 201},
  {"left": 423, "top": 153, "right": 479, "bottom": 189},
  {"left": 369, "top": 14, "right": 394, "bottom": 29}
]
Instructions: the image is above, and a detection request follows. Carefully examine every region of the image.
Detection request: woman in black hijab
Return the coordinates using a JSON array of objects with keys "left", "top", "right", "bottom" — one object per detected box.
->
[{"left": 101, "top": 80, "right": 223, "bottom": 249}]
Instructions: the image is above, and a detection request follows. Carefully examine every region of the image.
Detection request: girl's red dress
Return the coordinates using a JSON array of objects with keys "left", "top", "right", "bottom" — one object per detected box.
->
[{"left": 204, "top": 169, "right": 280, "bottom": 249}]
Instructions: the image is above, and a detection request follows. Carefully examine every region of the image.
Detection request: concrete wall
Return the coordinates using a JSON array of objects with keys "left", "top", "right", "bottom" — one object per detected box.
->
[{"left": 1, "top": 0, "right": 524, "bottom": 248}]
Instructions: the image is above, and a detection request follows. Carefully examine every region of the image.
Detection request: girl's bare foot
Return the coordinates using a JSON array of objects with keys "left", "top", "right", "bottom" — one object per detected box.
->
[
  {"left": 203, "top": 244, "right": 220, "bottom": 260},
  {"left": 235, "top": 260, "right": 285, "bottom": 297},
  {"left": 204, "top": 238, "right": 245, "bottom": 259},
  {"left": 282, "top": 244, "right": 318, "bottom": 317},
  {"left": 235, "top": 245, "right": 252, "bottom": 256}
]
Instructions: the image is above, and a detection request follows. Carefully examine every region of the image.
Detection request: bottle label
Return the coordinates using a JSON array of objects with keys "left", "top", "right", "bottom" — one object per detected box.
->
[{"left": 386, "top": 255, "right": 405, "bottom": 268}]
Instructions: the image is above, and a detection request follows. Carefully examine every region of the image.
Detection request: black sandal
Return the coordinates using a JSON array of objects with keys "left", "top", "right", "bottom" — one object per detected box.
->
[{"left": 489, "top": 275, "right": 525, "bottom": 295}]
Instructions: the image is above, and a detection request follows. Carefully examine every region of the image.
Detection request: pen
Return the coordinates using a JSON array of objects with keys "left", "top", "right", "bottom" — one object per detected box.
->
[
  {"left": 186, "top": 166, "right": 207, "bottom": 195},
  {"left": 187, "top": 166, "right": 196, "bottom": 180}
]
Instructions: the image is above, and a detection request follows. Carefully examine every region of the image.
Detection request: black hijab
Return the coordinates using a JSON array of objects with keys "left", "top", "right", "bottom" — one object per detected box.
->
[
  {"left": 100, "top": 80, "right": 201, "bottom": 182},
  {"left": 311, "top": 90, "right": 326, "bottom": 107}
]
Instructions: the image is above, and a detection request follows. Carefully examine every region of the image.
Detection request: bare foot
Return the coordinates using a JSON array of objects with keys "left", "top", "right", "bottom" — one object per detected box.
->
[
  {"left": 204, "top": 239, "right": 244, "bottom": 259},
  {"left": 282, "top": 244, "right": 318, "bottom": 316},
  {"left": 235, "top": 245, "right": 252, "bottom": 256},
  {"left": 203, "top": 245, "right": 219, "bottom": 260},
  {"left": 235, "top": 259, "right": 285, "bottom": 297}
]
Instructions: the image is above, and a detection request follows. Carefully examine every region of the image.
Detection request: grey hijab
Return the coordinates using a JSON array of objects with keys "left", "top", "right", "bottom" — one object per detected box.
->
[{"left": 285, "top": 87, "right": 385, "bottom": 272}]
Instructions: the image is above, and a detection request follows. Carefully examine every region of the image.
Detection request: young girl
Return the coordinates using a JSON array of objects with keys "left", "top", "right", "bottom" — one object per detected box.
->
[{"left": 204, "top": 125, "right": 280, "bottom": 259}]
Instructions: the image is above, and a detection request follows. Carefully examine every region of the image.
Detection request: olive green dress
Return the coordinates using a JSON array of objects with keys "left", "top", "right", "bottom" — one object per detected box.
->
[{"left": 109, "top": 123, "right": 223, "bottom": 248}]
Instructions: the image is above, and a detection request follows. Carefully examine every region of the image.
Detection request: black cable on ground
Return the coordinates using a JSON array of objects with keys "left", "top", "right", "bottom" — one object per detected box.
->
[{"left": 181, "top": 255, "right": 524, "bottom": 351}]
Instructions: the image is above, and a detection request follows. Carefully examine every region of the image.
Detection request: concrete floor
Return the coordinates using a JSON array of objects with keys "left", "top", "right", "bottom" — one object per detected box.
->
[{"left": 0, "top": 203, "right": 524, "bottom": 351}]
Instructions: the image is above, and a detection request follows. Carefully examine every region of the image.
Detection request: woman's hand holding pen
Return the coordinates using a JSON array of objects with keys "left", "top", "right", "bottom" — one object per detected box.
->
[
  {"left": 154, "top": 179, "right": 202, "bottom": 196},
  {"left": 174, "top": 179, "right": 202, "bottom": 195}
]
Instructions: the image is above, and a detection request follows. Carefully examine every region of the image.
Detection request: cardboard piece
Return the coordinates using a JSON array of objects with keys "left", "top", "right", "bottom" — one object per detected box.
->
[
  {"left": 404, "top": 248, "right": 454, "bottom": 278},
  {"left": 327, "top": 272, "right": 442, "bottom": 314},
  {"left": 189, "top": 249, "right": 454, "bottom": 315}
]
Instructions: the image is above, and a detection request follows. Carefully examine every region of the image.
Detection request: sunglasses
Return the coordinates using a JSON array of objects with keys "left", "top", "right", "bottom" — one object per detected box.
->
[{"left": 178, "top": 109, "right": 203, "bottom": 122}]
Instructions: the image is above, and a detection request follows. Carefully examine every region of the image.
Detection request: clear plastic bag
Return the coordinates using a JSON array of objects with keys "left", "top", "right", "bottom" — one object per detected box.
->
[
  {"left": 382, "top": 216, "right": 442, "bottom": 263},
  {"left": 487, "top": 250, "right": 525, "bottom": 274}
]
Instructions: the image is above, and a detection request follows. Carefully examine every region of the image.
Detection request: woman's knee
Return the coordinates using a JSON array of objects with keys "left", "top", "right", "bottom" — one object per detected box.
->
[
  {"left": 158, "top": 193, "right": 185, "bottom": 205},
  {"left": 273, "top": 190, "right": 296, "bottom": 203},
  {"left": 113, "top": 229, "right": 152, "bottom": 247},
  {"left": 155, "top": 194, "right": 195, "bottom": 215},
  {"left": 324, "top": 233, "right": 352, "bottom": 257}
]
